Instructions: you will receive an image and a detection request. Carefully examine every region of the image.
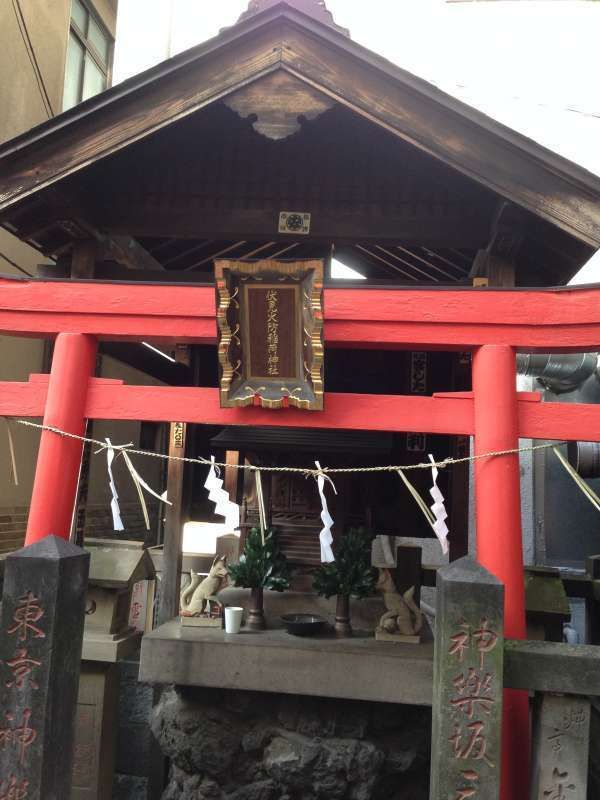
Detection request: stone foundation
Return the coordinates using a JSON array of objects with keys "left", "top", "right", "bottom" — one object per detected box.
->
[{"left": 152, "top": 687, "right": 431, "bottom": 800}]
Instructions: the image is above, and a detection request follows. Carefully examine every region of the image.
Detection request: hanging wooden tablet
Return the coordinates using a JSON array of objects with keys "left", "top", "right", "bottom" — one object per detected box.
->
[{"left": 215, "top": 259, "right": 324, "bottom": 410}]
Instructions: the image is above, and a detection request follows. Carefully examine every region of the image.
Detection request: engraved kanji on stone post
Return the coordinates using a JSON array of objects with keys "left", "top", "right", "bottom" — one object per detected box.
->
[
  {"left": 0, "top": 536, "right": 89, "bottom": 800},
  {"left": 530, "top": 693, "right": 591, "bottom": 800},
  {"left": 430, "top": 556, "right": 504, "bottom": 800}
]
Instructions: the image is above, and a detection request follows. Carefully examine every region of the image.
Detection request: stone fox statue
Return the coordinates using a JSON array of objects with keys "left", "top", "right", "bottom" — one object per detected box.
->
[
  {"left": 180, "top": 555, "right": 228, "bottom": 616},
  {"left": 375, "top": 568, "right": 423, "bottom": 636}
]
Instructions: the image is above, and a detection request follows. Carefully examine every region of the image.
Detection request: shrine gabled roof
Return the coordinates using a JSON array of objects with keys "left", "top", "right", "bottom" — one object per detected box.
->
[{"left": 1, "top": 1, "right": 600, "bottom": 248}]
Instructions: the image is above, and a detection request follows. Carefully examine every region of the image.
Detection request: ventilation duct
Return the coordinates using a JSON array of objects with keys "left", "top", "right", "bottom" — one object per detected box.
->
[
  {"left": 567, "top": 441, "right": 600, "bottom": 480},
  {"left": 516, "top": 353, "right": 598, "bottom": 393}
]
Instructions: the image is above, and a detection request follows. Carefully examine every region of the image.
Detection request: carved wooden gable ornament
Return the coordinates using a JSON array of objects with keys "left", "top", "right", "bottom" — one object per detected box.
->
[{"left": 215, "top": 259, "right": 324, "bottom": 410}]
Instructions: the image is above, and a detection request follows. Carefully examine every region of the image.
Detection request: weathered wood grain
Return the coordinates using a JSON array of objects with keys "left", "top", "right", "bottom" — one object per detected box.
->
[
  {"left": 0, "top": 8, "right": 599, "bottom": 250},
  {"left": 279, "top": 30, "right": 600, "bottom": 247},
  {"left": 223, "top": 69, "right": 335, "bottom": 139},
  {"left": 95, "top": 207, "right": 490, "bottom": 246},
  {"left": 158, "top": 423, "right": 187, "bottom": 625},
  {"left": 0, "top": 25, "right": 284, "bottom": 209}
]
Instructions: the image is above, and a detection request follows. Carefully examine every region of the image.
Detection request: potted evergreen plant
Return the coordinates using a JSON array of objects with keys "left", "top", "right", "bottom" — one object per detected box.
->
[
  {"left": 228, "top": 527, "right": 291, "bottom": 630},
  {"left": 312, "top": 527, "right": 376, "bottom": 637}
]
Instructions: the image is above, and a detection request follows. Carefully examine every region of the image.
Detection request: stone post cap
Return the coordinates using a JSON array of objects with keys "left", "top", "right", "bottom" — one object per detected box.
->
[
  {"left": 437, "top": 555, "right": 503, "bottom": 586},
  {"left": 7, "top": 534, "right": 89, "bottom": 562}
]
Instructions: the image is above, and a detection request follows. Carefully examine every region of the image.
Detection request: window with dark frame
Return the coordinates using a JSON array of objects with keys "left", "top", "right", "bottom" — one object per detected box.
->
[{"left": 63, "top": 0, "right": 113, "bottom": 111}]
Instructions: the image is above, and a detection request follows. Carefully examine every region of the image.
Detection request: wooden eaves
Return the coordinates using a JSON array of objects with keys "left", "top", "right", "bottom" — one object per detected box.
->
[{"left": 0, "top": 1, "right": 599, "bottom": 249}]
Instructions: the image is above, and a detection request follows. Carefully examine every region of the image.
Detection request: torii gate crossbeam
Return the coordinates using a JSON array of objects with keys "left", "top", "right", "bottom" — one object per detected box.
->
[{"left": 2, "top": 275, "right": 600, "bottom": 799}]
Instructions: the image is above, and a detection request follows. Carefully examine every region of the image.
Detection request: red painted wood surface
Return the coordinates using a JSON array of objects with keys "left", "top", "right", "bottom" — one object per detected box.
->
[
  {"left": 25, "top": 333, "right": 97, "bottom": 545},
  {"left": 2, "top": 377, "right": 600, "bottom": 443},
  {"left": 473, "top": 345, "right": 529, "bottom": 800},
  {"left": 2, "top": 277, "right": 600, "bottom": 351},
  {"left": 2, "top": 275, "right": 593, "bottom": 798}
]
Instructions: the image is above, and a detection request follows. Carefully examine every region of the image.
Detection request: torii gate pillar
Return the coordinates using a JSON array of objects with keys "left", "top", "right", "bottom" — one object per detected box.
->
[
  {"left": 25, "top": 333, "right": 97, "bottom": 545},
  {"left": 473, "top": 344, "right": 529, "bottom": 800}
]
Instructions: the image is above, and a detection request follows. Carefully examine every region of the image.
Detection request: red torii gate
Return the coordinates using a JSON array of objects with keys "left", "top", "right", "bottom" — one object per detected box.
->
[{"left": 2, "top": 273, "right": 600, "bottom": 799}]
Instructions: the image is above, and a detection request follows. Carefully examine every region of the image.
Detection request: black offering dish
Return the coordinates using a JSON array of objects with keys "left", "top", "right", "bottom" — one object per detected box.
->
[{"left": 281, "top": 613, "right": 327, "bottom": 637}]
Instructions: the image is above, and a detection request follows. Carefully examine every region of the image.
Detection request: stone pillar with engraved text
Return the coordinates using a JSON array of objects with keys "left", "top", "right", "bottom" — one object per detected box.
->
[
  {"left": 430, "top": 556, "right": 504, "bottom": 800},
  {"left": 0, "top": 536, "right": 89, "bottom": 799}
]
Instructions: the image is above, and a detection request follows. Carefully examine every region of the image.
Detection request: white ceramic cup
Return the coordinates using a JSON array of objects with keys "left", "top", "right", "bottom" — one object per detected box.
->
[{"left": 224, "top": 606, "right": 244, "bottom": 634}]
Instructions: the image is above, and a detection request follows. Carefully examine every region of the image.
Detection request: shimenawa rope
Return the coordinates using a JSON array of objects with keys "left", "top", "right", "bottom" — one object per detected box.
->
[{"left": 16, "top": 419, "right": 564, "bottom": 478}]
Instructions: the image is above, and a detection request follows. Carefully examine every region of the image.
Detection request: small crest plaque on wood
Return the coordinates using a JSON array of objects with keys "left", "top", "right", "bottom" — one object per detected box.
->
[{"left": 215, "top": 259, "right": 324, "bottom": 410}]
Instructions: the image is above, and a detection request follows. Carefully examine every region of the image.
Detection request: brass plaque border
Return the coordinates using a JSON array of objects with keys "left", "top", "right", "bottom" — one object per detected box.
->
[{"left": 215, "top": 259, "right": 324, "bottom": 410}]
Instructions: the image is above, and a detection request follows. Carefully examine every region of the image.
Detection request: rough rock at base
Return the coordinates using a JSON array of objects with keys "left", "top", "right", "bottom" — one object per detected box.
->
[{"left": 151, "top": 687, "right": 430, "bottom": 800}]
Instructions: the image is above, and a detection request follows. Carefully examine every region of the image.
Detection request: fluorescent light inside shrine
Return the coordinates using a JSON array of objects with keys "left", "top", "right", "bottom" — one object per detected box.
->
[
  {"left": 182, "top": 522, "right": 240, "bottom": 555},
  {"left": 142, "top": 342, "right": 177, "bottom": 362}
]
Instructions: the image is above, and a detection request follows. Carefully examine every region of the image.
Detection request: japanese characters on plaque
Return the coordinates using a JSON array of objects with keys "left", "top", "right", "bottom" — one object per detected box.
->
[
  {"left": 0, "top": 591, "right": 45, "bottom": 799},
  {"left": 430, "top": 557, "right": 503, "bottom": 800},
  {"left": 410, "top": 351, "right": 428, "bottom": 393},
  {"left": 128, "top": 580, "right": 150, "bottom": 634},
  {"left": 172, "top": 422, "right": 185, "bottom": 450},
  {"left": 406, "top": 432, "right": 427, "bottom": 454},
  {"left": 265, "top": 289, "right": 280, "bottom": 376},
  {"left": 215, "top": 259, "right": 324, "bottom": 410},
  {"left": 530, "top": 694, "right": 590, "bottom": 800},
  {"left": 246, "top": 284, "right": 297, "bottom": 380},
  {"left": 407, "top": 351, "right": 428, "bottom": 453}
]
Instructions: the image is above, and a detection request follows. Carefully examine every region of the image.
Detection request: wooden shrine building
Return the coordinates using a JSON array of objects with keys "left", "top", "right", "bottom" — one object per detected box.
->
[{"left": 1, "top": 2, "right": 600, "bottom": 798}]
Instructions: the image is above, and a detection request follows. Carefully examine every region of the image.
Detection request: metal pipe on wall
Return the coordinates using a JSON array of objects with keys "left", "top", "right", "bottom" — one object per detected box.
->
[{"left": 516, "top": 352, "right": 598, "bottom": 392}]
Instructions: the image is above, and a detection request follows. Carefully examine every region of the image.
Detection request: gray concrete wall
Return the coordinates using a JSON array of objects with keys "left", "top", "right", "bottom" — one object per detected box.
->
[
  {"left": 0, "top": 0, "right": 117, "bottom": 144},
  {"left": 0, "top": 0, "right": 71, "bottom": 143}
]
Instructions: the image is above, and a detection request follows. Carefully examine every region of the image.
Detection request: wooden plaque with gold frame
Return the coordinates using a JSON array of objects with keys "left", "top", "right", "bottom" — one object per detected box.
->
[{"left": 215, "top": 259, "right": 324, "bottom": 410}]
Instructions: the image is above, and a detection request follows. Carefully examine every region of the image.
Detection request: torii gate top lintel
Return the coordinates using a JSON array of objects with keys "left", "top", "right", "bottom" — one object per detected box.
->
[
  {"left": 2, "top": 273, "right": 598, "bottom": 800},
  {"left": 1, "top": 274, "right": 600, "bottom": 351}
]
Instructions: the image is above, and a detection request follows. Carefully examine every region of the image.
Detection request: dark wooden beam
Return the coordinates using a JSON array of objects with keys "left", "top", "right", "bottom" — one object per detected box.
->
[
  {"left": 70, "top": 239, "right": 98, "bottom": 279},
  {"left": 5, "top": 190, "right": 165, "bottom": 272},
  {"left": 96, "top": 208, "right": 490, "bottom": 247},
  {"left": 158, "top": 422, "right": 188, "bottom": 626},
  {"left": 99, "top": 235, "right": 164, "bottom": 271},
  {"left": 471, "top": 201, "right": 525, "bottom": 287}
]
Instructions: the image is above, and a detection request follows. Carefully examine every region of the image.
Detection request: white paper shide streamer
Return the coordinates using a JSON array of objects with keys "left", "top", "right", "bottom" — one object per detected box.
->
[
  {"left": 315, "top": 460, "right": 336, "bottom": 563},
  {"left": 204, "top": 456, "right": 240, "bottom": 532},
  {"left": 428, "top": 453, "right": 449, "bottom": 554},
  {"left": 105, "top": 438, "right": 125, "bottom": 532},
  {"left": 105, "top": 437, "right": 171, "bottom": 532}
]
